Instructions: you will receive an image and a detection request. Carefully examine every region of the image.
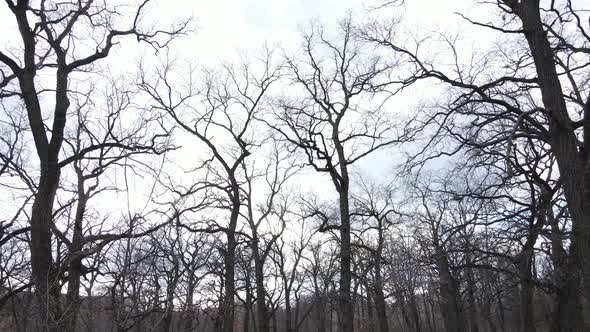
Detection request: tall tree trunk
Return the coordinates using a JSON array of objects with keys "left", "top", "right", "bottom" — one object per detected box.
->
[
  {"left": 518, "top": 250, "right": 536, "bottom": 332},
  {"left": 164, "top": 275, "right": 178, "bottom": 332},
  {"left": 409, "top": 293, "right": 422, "bottom": 332},
  {"left": 223, "top": 230, "right": 236, "bottom": 332},
  {"left": 62, "top": 181, "right": 89, "bottom": 332},
  {"left": 243, "top": 272, "right": 252, "bottom": 332},
  {"left": 517, "top": 212, "right": 544, "bottom": 332},
  {"left": 338, "top": 188, "right": 353, "bottom": 332},
  {"left": 374, "top": 224, "right": 389, "bottom": 332},
  {"left": 272, "top": 313, "right": 278, "bottom": 332},
  {"left": 329, "top": 298, "right": 334, "bottom": 332},
  {"left": 374, "top": 286, "right": 389, "bottom": 332},
  {"left": 422, "top": 291, "right": 434, "bottom": 332},
  {"left": 316, "top": 293, "right": 327, "bottom": 332},
  {"left": 285, "top": 289, "right": 293, "bottom": 332},
  {"left": 294, "top": 294, "right": 302, "bottom": 332},
  {"left": 366, "top": 290, "right": 376, "bottom": 332},
  {"left": 465, "top": 263, "right": 479, "bottom": 332},
  {"left": 436, "top": 253, "right": 464, "bottom": 332},
  {"left": 428, "top": 287, "right": 439, "bottom": 332},
  {"left": 184, "top": 280, "right": 195, "bottom": 332},
  {"left": 253, "top": 242, "right": 270, "bottom": 332},
  {"left": 515, "top": 2, "right": 588, "bottom": 329},
  {"left": 30, "top": 166, "right": 62, "bottom": 331},
  {"left": 548, "top": 203, "right": 576, "bottom": 332},
  {"left": 11, "top": 5, "right": 71, "bottom": 329},
  {"left": 397, "top": 293, "right": 413, "bottom": 330},
  {"left": 223, "top": 190, "right": 241, "bottom": 332},
  {"left": 497, "top": 296, "right": 506, "bottom": 332}
]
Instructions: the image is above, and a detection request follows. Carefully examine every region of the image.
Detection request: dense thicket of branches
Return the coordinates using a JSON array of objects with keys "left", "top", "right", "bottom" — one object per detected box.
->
[{"left": 0, "top": 0, "right": 589, "bottom": 331}]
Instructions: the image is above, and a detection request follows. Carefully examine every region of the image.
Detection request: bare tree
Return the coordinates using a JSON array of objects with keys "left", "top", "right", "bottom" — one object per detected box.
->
[
  {"left": 241, "top": 144, "right": 297, "bottom": 332},
  {"left": 267, "top": 17, "right": 408, "bottom": 332},
  {"left": 363, "top": 1, "right": 590, "bottom": 328},
  {"left": 271, "top": 216, "right": 313, "bottom": 332},
  {"left": 350, "top": 179, "right": 399, "bottom": 332},
  {"left": 299, "top": 240, "right": 339, "bottom": 332},
  {"left": 141, "top": 53, "right": 280, "bottom": 332},
  {"left": 0, "top": 1, "right": 187, "bottom": 329}
]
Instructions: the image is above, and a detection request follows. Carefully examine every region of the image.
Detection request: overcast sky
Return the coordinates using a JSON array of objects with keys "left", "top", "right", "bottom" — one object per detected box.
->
[
  {"left": 158, "top": 0, "right": 479, "bottom": 64},
  {"left": 0, "top": 0, "right": 489, "bottom": 79},
  {"left": 0, "top": 0, "right": 498, "bottom": 215}
]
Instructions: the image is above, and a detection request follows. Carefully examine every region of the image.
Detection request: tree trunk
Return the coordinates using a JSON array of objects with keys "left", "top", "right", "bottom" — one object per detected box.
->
[
  {"left": 30, "top": 167, "right": 62, "bottom": 332},
  {"left": 184, "top": 280, "right": 195, "bottom": 332},
  {"left": 422, "top": 290, "right": 434, "bottom": 332},
  {"left": 409, "top": 293, "right": 422, "bottom": 332},
  {"left": 62, "top": 185, "right": 89, "bottom": 332},
  {"left": 548, "top": 204, "right": 578, "bottom": 332},
  {"left": 397, "top": 293, "right": 413, "bottom": 330},
  {"left": 374, "top": 286, "right": 389, "bottom": 332},
  {"left": 285, "top": 290, "right": 294, "bottom": 332},
  {"left": 164, "top": 277, "right": 177, "bottom": 332},
  {"left": 374, "top": 226, "right": 389, "bottom": 332},
  {"left": 338, "top": 188, "right": 353, "bottom": 332},
  {"left": 253, "top": 241, "right": 270, "bottom": 332},
  {"left": 223, "top": 190, "right": 241, "bottom": 332},
  {"left": 316, "top": 293, "right": 327, "bottom": 332},
  {"left": 436, "top": 253, "right": 464, "bottom": 332},
  {"left": 465, "top": 266, "right": 479, "bottom": 332},
  {"left": 366, "top": 290, "right": 376, "bottom": 332},
  {"left": 516, "top": 2, "right": 588, "bottom": 329},
  {"left": 518, "top": 251, "right": 536, "bottom": 332},
  {"left": 497, "top": 296, "right": 506, "bottom": 332},
  {"left": 244, "top": 273, "right": 251, "bottom": 332},
  {"left": 223, "top": 230, "right": 236, "bottom": 332}
]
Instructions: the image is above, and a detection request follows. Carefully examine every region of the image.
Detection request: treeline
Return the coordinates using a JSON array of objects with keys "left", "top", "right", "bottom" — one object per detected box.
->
[{"left": 0, "top": 0, "right": 589, "bottom": 332}]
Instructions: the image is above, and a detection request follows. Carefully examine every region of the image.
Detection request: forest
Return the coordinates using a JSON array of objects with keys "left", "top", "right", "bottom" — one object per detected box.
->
[{"left": 0, "top": 0, "right": 589, "bottom": 331}]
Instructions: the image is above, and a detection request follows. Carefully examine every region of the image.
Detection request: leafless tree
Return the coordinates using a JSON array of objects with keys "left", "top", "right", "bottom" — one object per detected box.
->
[
  {"left": 350, "top": 179, "right": 399, "bottom": 332},
  {"left": 363, "top": 0, "right": 590, "bottom": 329},
  {"left": 0, "top": 1, "right": 188, "bottom": 329},
  {"left": 270, "top": 216, "right": 313, "bottom": 332},
  {"left": 240, "top": 144, "right": 298, "bottom": 332},
  {"left": 140, "top": 52, "right": 280, "bottom": 332},
  {"left": 267, "top": 16, "right": 409, "bottom": 332}
]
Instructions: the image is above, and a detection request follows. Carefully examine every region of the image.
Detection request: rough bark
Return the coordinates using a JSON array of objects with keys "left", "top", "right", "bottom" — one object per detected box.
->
[
  {"left": 518, "top": 250, "right": 536, "bottom": 332},
  {"left": 222, "top": 216, "right": 237, "bottom": 332},
  {"left": 465, "top": 262, "right": 479, "bottom": 332},
  {"left": 512, "top": 1, "right": 588, "bottom": 328},
  {"left": 335, "top": 129, "right": 353, "bottom": 332},
  {"left": 436, "top": 253, "right": 465, "bottom": 332},
  {"left": 62, "top": 175, "right": 89, "bottom": 332},
  {"left": 253, "top": 245, "right": 270, "bottom": 332}
]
